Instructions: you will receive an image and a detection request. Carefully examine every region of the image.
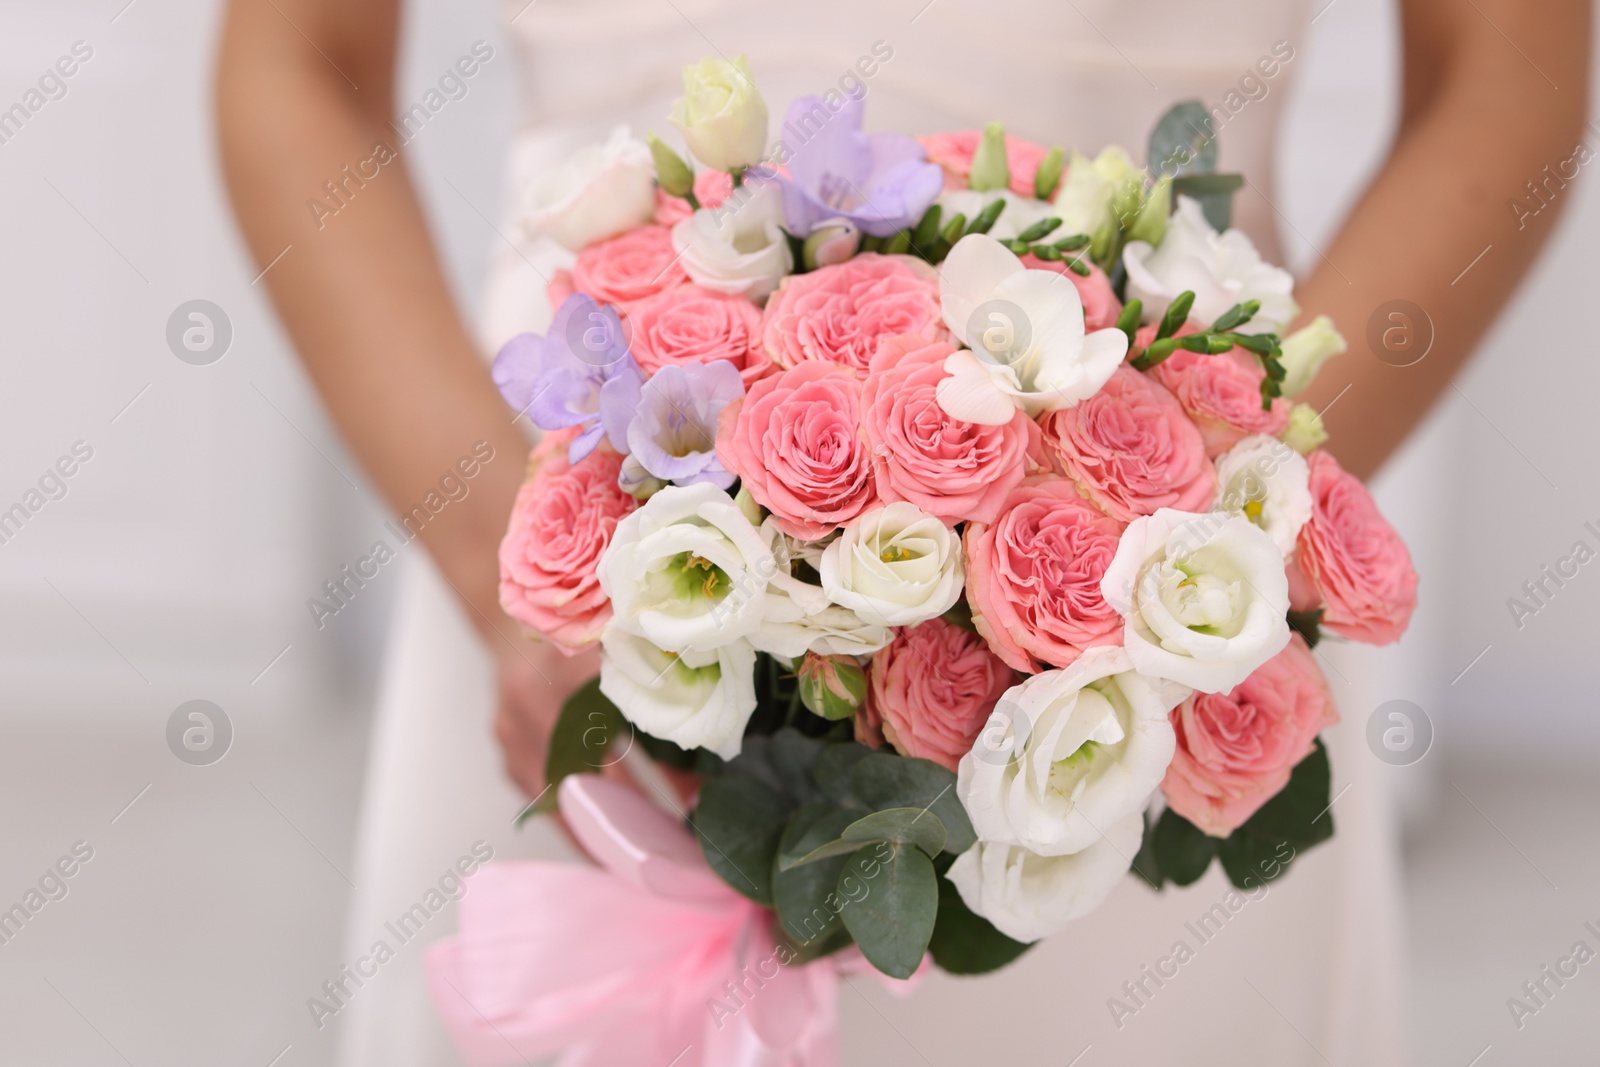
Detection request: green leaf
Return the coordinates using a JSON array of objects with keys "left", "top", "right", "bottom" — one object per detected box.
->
[
  {"left": 635, "top": 731, "right": 700, "bottom": 771},
  {"left": 839, "top": 844, "right": 939, "bottom": 979},
  {"left": 927, "top": 873, "right": 1033, "bottom": 975},
  {"left": 1287, "top": 608, "right": 1324, "bottom": 649},
  {"left": 1172, "top": 172, "right": 1245, "bottom": 198},
  {"left": 692, "top": 775, "right": 792, "bottom": 905},
  {"left": 844, "top": 807, "right": 947, "bottom": 856},
  {"left": 851, "top": 753, "right": 976, "bottom": 853},
  {"left": 1129, "top": 808, "right": 1164, "bottom": 889},
  {"left": 1153, "top": 808, "right": 1218, "bottom": 886},
  {"left": 1217, "top": 832, "right": 1298, "bottom": 890},
  {"left": 538, "top": 677, "right": 628, "bottom": 814},
  {"left": 940, "top": 598, "right": 979, "bottom": 635},
  {"left": 768, "top": 728, "right": 826, "bottom": 805},
  {"left": 773, "top": 850, "right": 853, "bottom": 955},
  {"left": 813, "top": 742, "right": 873, "bottom": 808},
  {"left": 1195, "top": 192, "right": 1233, "bottom": 231},
  {"left": 1237, "top": 738, "right": 1335, "bottom": 849},
  {"left": 1148, "top": 101, "right": 1217, "bottom": 178},
  {"left": 779, "top": 806, "right": 869, "bottom": 869}
]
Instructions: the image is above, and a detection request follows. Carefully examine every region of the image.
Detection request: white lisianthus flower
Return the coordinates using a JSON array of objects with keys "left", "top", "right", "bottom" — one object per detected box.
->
[
  {"left": 957, "top": 646, "right": 1182, "bottom": 856},
  {"left": 671, "top": 180, "right": 793, "bottom": 303},
  {"left": 1280, "top": 403, "right": 1329, "bottom": 455},
  {"left": 819, "top": 503, "right": 964, "bottom": 628},
  {"left": 518, "top": 126, "right": 656, "bottom": 252},
  {"left": 935, "top": 234, "right": 1128, "bottom": 426},
  {"left": 945, "top": 816, "right": 1143, "bottom": 943},
  {"left": 1212, "top": 435, "right": 1312, "bottom": 557},
  {"left": 599, "top": 627, "right": 757, "bottom": 759},
  {"left": 937, "top": 189, "right": 1059, "bottom": 243},
  {"left": 1100, "top": 508, "right": 1292, "bottom": 693},
  {"left": 668, "top": 56, "right": 769, "bottom": 173},
  {"left": 1051, "top": 146, "right": 1142, "bottom": 246},
  {"left": 598, "top": 483, "right": 775, "bottom": 655},
  {"left": 751, "top": 520, "right": 891, "bottom": 659},
  {"left": 1278, "top": 314, "right": 1346, "bottom": 396},
  {"left": 1122, "top": 197, "right": 1297, "bottom": 335}
]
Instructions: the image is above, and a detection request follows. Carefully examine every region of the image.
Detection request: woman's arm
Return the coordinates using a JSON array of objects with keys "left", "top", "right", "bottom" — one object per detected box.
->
[
  {"left": 216, "top": 0, "right": 581, "bottom": 795},
  {"left": 1293, "top": 0, "right": 1590, "bottom": 479}
]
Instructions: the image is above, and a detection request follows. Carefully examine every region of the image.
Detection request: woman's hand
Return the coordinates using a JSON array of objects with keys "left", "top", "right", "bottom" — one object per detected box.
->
[{"left": 491, "top": 636, "right": 600, "bottom": 800}]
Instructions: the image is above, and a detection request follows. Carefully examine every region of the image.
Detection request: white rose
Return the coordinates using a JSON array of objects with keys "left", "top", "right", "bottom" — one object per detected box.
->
[
  {"left": 945, "top": 818, "right": 1143, "bottom": 943},
  {"left": 957, "top": 646, "right": 1180, "bottom": 856},
  {"left": 1122, "top": 196, "right": 1297, "bottom": 335},
  {"left": 519, "top": 126, "right": 656, "bottom": 252},
  {"left": 599, "top": 627, "right": 757, "bottom": 759},
  {"left": 819, "top": 503, "right": 964, "bottom": 628},
  {"left": 935, "top": 234, "right": 1128, "bottom": 426},
  {"left": 668, "top": 55, "right": 768, "bottom": 172},
  {"left": 671, "top": 180, "right": 793, "bottom": 303},
  {"left": 751, "top": 520, "right": 891, "bottom": 659},
  {"left": 1100, "top": 508, "right": 1291, "bottom": 693},
  {"left": 598, "top": 483, "right": 774, "bottom": 655},
  {"left": 1213, "top": 435, "right": 1312, "bottom": 557}
]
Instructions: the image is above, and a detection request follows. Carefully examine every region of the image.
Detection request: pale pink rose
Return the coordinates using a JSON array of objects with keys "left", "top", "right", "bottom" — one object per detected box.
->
[
  {"left": 1018, "top": 254, "right": 1122, "bottom": 331},
  {"left": 963, "top": 476, "right": 1126, "bottom": 673},
  {"left": 546, "top": 269, "right": 575, "bottom": 310},
  {"left": 761, "top": 254, "right": 946, "bottom": 376},
  {"left": 625, "top": 284, "right": 773, "bottom": 389},
  {"left": 653, "top": 169, "right": 736, "bottom": 226},
  {"left": 869, "top": 616, "right": 1017, "bottom": 771},
  {"left": 1139, "top": 323, "right": 1291, "bottom": 458},
  {"left": 918, "top": 130, "right": 1050, "bottom": 197},
  {"left": 1295, "top": 450, "right": 1418, "bottom": 645},
  {"left": 1162, "top": 634, "right": 1338, "bottom": 837},
  {"left": 499, "top": 437, "right": 636, "bottom": 654},
  {"left": 568, "top": 224, "right": 688, "bottom": 311},
  {"left": 1039, "top": 366, "right": 1216, "bottom": 522},
  {"left": 716, "top": 361, "right": 878, "bottom": 540},
  {"left": 860, "top": 336, "right": 1034, "bottom": 525}
]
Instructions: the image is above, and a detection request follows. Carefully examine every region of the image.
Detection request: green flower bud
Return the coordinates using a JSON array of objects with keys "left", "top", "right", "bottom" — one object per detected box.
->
[
  {"left": 797, "top": 653, "right": 868, "bottom": 721},
  {"left": 733, "top": 484, "right": 765, "bottom": 526},
  {"left": 646, "top": 133, "right": 696, "bottom": 199},
  {"left": 968, "top": 122, "right": 1011, "bottom": 193},
  {"left": 1129, "top": 174, "right": 1172, "bottom": 246},
  {"left": 1278, "top": 315, "right": 1347, "bottom": 396},
  {"left": 1282, "top": 403, "right": 1329, "bottom": 454},
  {"left": 1034, "top": 146, "right": 1065, "bottom": 200}
]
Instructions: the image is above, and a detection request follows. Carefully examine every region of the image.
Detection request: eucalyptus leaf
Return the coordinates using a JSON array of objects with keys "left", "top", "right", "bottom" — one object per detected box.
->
[
  {"left": 851, "top": 753, "right": 976, "bottom": 853},
  {"left": 692, "top": 774, "right": 792, "bottom": 905},
  {"left": 779, "top": 805, "right": 866, "bottom": 870},
  {"left": 1171, "top": 172, "right": 1245, "bottom": 197},
  {"left": 768, "top": 728, "right": 826, "bottom": 805},
  {"left": 839, "top": 844, "right": 939, "bottom": 980},
  {"left": 1148, "top": 100, "right": 1217, "bottom": 178},
  {"left": 774, "top": 848, "right": 853, "bottom": 954},
  {"left": 843, "top": 807, "right": 947, "bottom": 856},
  {"left": 538, "top": 677, "right": 629, "bottom": 814},
  {"left": 813, "top": 742, "right": 873, "bottom": 808},
  {"left": 927, "top": 873, "right": 1033, "bottom": 975}
]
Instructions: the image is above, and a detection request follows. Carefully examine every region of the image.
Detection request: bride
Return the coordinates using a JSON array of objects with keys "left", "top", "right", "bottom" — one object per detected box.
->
[{"left": 216, "top": 1, "right": 1589, "bottom": 1063}]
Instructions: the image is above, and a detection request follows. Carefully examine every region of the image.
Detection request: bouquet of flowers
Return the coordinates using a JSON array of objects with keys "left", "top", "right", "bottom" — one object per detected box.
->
[{"left": 433, "top": 54, "right": 1418, "bottom": 1062}]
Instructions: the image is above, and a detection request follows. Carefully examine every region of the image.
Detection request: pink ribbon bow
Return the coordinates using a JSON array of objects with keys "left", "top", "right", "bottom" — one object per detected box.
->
[{"left": 426, "top": 775, "right": 920, "bottom": 1067}]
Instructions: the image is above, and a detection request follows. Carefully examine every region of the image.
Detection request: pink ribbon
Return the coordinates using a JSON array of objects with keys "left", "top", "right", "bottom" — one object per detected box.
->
[{"left": 426, "top": 775, "right": 920, "bottom": 1067}]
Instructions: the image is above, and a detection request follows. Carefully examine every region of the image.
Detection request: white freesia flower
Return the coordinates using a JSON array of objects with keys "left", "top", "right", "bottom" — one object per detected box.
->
[
  {"left": 671, "top": 180, "right": 793, "bottom": 303},
  {"left": 1122, "top": 197, "right": 1297, "bottom": 335},
  {"left": 598, "top": 483, "right": 775, "bottom": 655},
  {"left": 1100, "top": 508, "right": 1292, "bottom": 693},
  {"left": 935, "top": 234, "right": 1128, "bottom": 426},
  {"left": 518, "top": 126, "right": 656, "bottom": 252},
  {"left": 945, "top": 817, "right": 1143, "bottom": 943},
  {"left": 957, "top": 646, "right": 1181, "bottom": 856},
  {"left": 752, "top": 519, "right": 891, "bottom": 658},
  {"left": 819, "top": 503, "right": 964, "bottom": 628},
  {"left": 937, "top": 189, "right": 1059, "bottom": 243},
  {"left": 1213, "top": 435, "right": 1312, "bottom": 556},
  {"left": 599, "top": 627, "right": 757, "bottom": 760},
  {"left": 668, "top": 56, "right": 768, "bottom": 173}
]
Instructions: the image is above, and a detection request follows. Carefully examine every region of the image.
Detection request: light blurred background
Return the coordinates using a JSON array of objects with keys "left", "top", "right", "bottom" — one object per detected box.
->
[{"left": 0, "top": 0, "right": 1596, "bottom": 1064}]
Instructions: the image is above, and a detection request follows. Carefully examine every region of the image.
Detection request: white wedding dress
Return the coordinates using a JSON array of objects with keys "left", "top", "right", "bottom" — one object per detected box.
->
[{"left": 336, "top": 1, "right": 1409, "bottom": 1064}]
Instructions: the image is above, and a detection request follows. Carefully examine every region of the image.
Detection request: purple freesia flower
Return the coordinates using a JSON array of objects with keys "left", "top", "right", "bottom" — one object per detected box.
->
[
  {"left": 492, "top": 294, "right": 642, "bottom": 465},
  {"left": 774, "top": 94, "right": 943, "bottom": 239},
  {"left": 619, "top": 360, "right": 744, "bottom": 489}
]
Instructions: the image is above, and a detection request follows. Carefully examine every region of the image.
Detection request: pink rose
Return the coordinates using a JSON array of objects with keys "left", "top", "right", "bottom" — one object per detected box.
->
[
  {"left": 860, "top": 336, "right": 1035, "bottom": 525},
  {"left": 1295, "top": 450, "right": 1418, "bottom": 645},
  {"left": 545, "top": 269, "right": 575, "bottom": 310},
  {"left": 1018, "top": 254, "right": 1122, "bottom": 332},
  {"left": 1162, "top": 634, "right": 1338, "bottom": 837},
  {"left": 761, "top": 254, "right": 946, "bottom": 375},
  {"left": 1039, "top": 366, "right": 1216, "bottom": 522},
  {"left": 716, "top": 361, "right": 878, "bottom": 540},
  {"left": 653, "top": 170, "right": 736, "bottom": 226},
  {"left": 918, "top": 130, "right": 1050, "bottom": 197},
  {"left": 1139, "top": 324, "right": 1291, "bottom": 457},
  {"left": 568, "top": 224, "right": 688, "bottom": 311},
  {"left": 625, "top": 284, "right": 773, "bottom": 389},
  {"left": 869, "top": 616, "right": 1017, "bottom": 771},
  {"left": 499, "top": 438, "right": 636, "bottom": 654},
  {"left": 963, "top": 476, "right": 1126, "bottom": 673}
]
